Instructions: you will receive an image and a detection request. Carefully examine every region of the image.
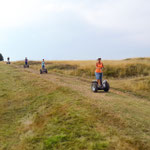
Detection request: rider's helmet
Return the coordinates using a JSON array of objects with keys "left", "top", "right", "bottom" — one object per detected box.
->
[{"left": 97, "top": 58, "right": 102, "bottom": 61}]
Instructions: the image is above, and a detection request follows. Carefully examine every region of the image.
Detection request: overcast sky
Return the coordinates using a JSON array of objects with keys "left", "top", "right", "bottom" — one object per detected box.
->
[{"left": 0, "top": 0, "right": 150, "bottom": 60}]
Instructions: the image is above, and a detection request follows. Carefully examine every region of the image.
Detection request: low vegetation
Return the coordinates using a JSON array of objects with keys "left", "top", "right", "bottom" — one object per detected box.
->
[
  {"left": 0, "top": 63, "right": 109, "bottom": 150},
  {"left": 14, "top": 57, "right": 150, "bottom": 99},
  {"left": 110, "top": 76, "right": 150, "bottom": 99}
]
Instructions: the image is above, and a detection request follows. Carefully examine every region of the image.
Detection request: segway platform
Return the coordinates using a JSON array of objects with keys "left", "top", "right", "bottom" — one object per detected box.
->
[
  {"left": 91, "top": 80, "right": 110, "bottom": 92},
  {"left": 24, "top": 64, "right": 29, "bottom": 68},
  {"left": 40, "top": 68, "right": 48, "bottom": 74},
  {"left": 6, "top": 62, "right": 11, "bottom": 64}
]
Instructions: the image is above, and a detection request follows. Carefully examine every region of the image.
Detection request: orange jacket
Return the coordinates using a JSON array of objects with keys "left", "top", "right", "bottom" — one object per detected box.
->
[{"left": 95, "top": 63, "right": 104, "bottom": 73}]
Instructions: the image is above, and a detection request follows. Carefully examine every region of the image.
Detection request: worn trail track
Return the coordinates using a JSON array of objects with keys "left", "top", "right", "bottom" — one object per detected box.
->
[
  {"left": 13, "top": 65, "right": 146, "bottom": 101},
  {"left": 13, "top": 65, "right": 150, "bottom": 122}
]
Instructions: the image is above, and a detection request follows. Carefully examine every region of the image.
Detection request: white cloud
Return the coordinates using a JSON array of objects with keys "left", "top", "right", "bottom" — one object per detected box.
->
[
  {"left": 80, "top": 0, "right": 150, "bottom": 33},
  {"left": 1, "top": 0, "right": 150, "bottom": 31},
  {"left": 0, "top": 0, "right": 44, "bottom": 28},
  {"left": 0, "top": 0, "right": 150, "bottom": 45},
  {"left": 74, "top": 0, "right": 150, "bottom": 45},
  {"left": 41, "top": 0, "right": 150, "bottom": 38}
]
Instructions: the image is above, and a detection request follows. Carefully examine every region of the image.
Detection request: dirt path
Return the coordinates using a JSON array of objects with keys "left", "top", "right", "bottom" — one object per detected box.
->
[
  {"left": 13, "top": 65, "right": 127, "bottom": 100},
  {"left": 13, "top": 65, "right": 149, "bottom": 102}
]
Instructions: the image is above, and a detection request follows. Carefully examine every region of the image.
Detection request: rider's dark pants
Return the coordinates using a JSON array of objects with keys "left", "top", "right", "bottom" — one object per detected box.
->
[{"left": 42, "top": 65, "right": 45, "bottom": 69}]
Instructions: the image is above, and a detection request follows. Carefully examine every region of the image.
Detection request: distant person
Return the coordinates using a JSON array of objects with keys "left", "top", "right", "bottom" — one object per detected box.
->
[
  {"left": 42, "top": 59, "right": 45, "bottom": 69},
  {"left": 25, "top": 57, "right": 28, "bottom": 65},
  {"left": 7, "top": 57, "right": 10, "bottom": 62},
  {"left": 95, "top": 58, "right": 104, "bottom": 87}
]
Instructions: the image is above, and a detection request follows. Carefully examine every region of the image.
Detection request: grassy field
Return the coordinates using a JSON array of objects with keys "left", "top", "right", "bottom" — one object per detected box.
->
[
  {"left": 1, "top": 58, "right": 150, "bottom": 150},
  {"left": 14, "top": 57, "right": 150, "bottom": 99},
  {"left": 0, "top": 63, "right": 110, "bottom": 150}
]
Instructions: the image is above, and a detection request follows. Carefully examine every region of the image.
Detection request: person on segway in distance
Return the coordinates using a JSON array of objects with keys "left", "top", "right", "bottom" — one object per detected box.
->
[
  {"left": 95, "top": 58, "right": 104, "bottom": 88},
  {"left": 25, "top": 57, "right": 28, "bottom": 65},
  {"left": 42, "top": 59, "right": 45, "bottom": 69},
  {"left": 40, "top": 59, "right": 48, "bottom": 74},
  {"left": 7, "top": 57, "right": 10, "bottom": 62}
]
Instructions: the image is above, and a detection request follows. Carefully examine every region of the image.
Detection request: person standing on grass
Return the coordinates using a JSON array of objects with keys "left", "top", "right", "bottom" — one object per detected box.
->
[
  {"left": 42, "top": 59, "right": 45, "bottom": 69},
  {"left": 95, "top": 58, "right": 104, "bottom": 87},
  {"left": 25, "top": 57, "right": 28, "bottom": 65}
]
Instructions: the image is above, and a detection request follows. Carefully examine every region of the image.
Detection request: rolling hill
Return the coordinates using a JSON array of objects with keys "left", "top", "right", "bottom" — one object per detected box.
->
[{"left": 0, "top": 58, "right": 150, "bottom": 150}]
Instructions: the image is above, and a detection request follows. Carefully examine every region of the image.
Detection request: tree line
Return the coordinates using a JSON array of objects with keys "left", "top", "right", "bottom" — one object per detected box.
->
[{"left": 0, "top": 53, "right": 4, "bottom": 61}]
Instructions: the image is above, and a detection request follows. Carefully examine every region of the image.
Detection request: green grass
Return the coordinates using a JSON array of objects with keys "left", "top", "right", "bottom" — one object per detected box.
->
[
  {"left": 1, "top": 60, "right": 150, "bottom": 150},
  {"left": 0, "top": 63, "right": 110, "bottom": 150}
]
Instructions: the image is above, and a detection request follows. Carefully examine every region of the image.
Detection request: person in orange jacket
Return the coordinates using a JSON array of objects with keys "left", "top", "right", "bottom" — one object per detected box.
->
[{"left": 95, "top": 58, "right": 104, "bottom": 87}]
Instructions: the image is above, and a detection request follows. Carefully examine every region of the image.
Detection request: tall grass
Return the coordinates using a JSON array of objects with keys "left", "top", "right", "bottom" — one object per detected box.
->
[
  {"left": 104, "top": 63, "right": 150, "bottom": 78},
  {"left": 14, "top": 57, "right": 150, "bottom": 79},
  {"left": 110, "top": 76, "right": 150, "bottom": 99},
  {"left": 13, "top": 58, "right": 150, "bottom": 98},
  {"left": 43, "top": 62, "right": 150, "bottom": 78}
]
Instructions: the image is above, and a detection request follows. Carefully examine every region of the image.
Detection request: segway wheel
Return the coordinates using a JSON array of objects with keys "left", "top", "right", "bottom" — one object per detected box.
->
[
  {"left": 91, "top": 82, "right": 98, "bottom": 92},
  {"left": 40, "top": 69, "right": 42, "bottom": 74},
  {"left": 104, "top": 81, "right": 110, "bottom": 92},
  {"left": 46, "top": 69, "right": 48, "bottom": 74}
]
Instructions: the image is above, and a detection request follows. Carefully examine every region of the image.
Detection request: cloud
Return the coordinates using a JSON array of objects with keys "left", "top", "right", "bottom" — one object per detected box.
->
[
  {"left": 81, "top": 0, "right": 150, "bottom": 32},
  {"left": 41, "top": 0, "right": 150, "bottom": 45},
  {"left": 80, "top": 0, "right": 150, "bottom": 45},
  {"left": 0, "top": 0, "right": 150, "bottom": 59},
  {"left": 0, "top": 0, "right": 45, "bottom": 28},
  {"left": 1, "top": 0, "right": 150, "bottom": 32}
]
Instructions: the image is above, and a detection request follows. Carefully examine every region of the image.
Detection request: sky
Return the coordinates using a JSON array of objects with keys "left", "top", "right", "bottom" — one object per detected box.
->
[{"left": 0, "top": 0, "right": 150, "bottom": 60}]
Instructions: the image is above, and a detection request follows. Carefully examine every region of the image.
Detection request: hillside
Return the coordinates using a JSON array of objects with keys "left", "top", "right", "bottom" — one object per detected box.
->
[
  {"left": 15, "top": 57, "right": 150, "bottom": 99},
  {"left": 0, "top": 58, "right": 150, "bottom": 150}
]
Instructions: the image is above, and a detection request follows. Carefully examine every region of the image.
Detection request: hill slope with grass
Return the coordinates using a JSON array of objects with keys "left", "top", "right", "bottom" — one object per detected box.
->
[
  {"left": 15, "top": 57, "right": 150, "bottom": 99},
  {"left": 1, "top": 58, "right": 150, "bottom": 150}
]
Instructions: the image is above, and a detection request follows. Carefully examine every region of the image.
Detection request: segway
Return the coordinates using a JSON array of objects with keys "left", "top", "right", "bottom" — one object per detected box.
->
[
  {"left": 91, "top": 80, "right": 110, "bottom": 92},
  {"left": 6, "top": 61, "right": 11, "bottom": 64},
  {"left": 24, "top": 64, "right": 29, "bottom": 68},
  {"left": 40, "top": 67, "right": 48, "bottom": 74},
  {"left": 6, "top": 57, "right": 10, "bottom": 64}
]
